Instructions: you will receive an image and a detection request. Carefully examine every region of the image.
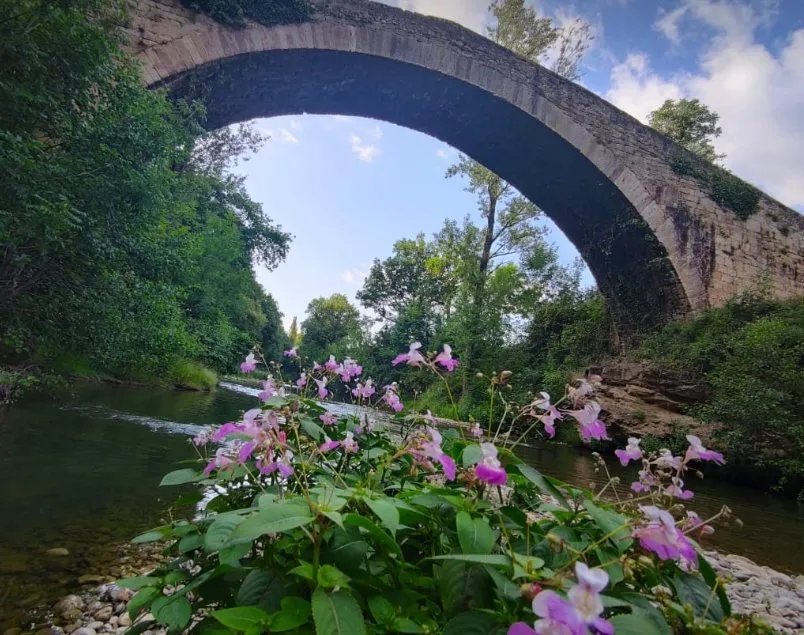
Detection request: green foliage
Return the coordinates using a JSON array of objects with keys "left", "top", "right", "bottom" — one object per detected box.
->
[
  {"left": 128, "top": 368, "right": 758, "bottom": 635},
  {"left": 179, "top": 0, "right": 312, "bottom": 28},
  {"left": 0, "top": 0, "right": 291, "bottom": 383},
  {"left": 169, "top": 361, "right": 218, "bottom": 391},
  {"left": 649, "top": 99, "right": 724, "bottom": 163},
  {"left": 301, "top": 295, "right": 363, "bottom": 364},
  {"left": 669, "top": 154, "right": 760, "bottom": 221},
  {"left": 639, "top": 295, "right": 804, "bottom": 494}
]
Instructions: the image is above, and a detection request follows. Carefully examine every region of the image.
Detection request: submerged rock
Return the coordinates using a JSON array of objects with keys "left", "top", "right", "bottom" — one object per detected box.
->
[
  {"left": 53, "top": 595, "right": 84, "bottom": 614},
  {"left": 45, "top": 548, "right": 70, "bottom": 557}
]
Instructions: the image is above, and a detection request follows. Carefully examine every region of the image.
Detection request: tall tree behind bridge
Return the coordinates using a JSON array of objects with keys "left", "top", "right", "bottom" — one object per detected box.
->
[
  {"left": 648, "top": 98, "right": 724, "bottom": 164},
  {"left": 448, "top": 0, "right": 593, "bottom": 396}
]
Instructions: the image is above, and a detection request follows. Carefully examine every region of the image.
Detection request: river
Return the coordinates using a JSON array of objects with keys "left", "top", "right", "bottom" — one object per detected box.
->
[{"left": 0, "top": 382, "right": 801, "bottom": 626}]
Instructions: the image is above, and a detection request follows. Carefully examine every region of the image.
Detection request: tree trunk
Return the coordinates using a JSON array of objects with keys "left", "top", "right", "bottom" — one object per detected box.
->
[{"left": 462, "top": 193, "right": 497, "bottom": 398}]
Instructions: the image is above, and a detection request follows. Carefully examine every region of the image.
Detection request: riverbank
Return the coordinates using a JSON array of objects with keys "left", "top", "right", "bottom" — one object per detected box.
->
[{"left": 12, "top": 542, "right": 803, "bottom": 635}]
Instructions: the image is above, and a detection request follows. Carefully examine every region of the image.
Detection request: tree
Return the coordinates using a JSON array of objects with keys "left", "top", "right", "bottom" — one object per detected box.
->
[
  {"left": 301, "top": 294, "right": 362, "bottom": 362},
  {"left": 288, "top": 316, "right": 301, "bottom": 347},
  {"left": 443, "top": 0, "right": 593, "bottom": 395},
  {"left": 648, "top": 98, "right": 724, "bottom": 163}
]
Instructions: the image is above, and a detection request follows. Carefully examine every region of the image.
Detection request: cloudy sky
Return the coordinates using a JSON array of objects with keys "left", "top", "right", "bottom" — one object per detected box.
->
[{"left": 231, "top": 0, "right": 804, "bottom": 329}]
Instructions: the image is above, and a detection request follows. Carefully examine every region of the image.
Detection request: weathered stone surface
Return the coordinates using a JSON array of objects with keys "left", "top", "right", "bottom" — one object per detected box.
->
[{"left": 123, "top": 0, "right": 804, "bottom": 338}]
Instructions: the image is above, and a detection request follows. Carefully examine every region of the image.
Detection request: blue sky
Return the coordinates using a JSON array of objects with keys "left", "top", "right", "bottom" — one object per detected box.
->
[{"left": 232, "top": 0, "right": 804, "bottom": 329}]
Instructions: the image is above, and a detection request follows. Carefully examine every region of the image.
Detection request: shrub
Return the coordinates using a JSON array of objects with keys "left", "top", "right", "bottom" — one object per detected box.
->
[
  {"left": 170, "top": 360, "right": 218, "bottom": 391},
  {"left": 122, "top": 346, "right": 767, "bottom": 634}
]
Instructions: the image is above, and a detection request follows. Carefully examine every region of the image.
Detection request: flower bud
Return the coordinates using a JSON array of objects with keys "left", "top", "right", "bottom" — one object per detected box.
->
[
  {"left": 520, "top": 583, "right": 543, "bottom": 600},
  {"left": 638, "top": 555, "right": 654, "bottom": 568}
]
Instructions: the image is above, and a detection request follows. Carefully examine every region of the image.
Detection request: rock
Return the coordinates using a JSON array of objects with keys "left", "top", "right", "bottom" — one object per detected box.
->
[
  {"left": 54, "top": 594, "right": 85, "bottom": 614},
  {"left": 87, "top": 600, "right": 103, "bottom": 613},
  {"left": 110, "top": 587, "right": 133, "bottom": 603},
  {"left": 94, "top": 605, "right": 114, "bottom": 621},
  {"left": 71, "top": 629, "right": 97, "bottom": 635},
  {"left": 34, "top": 629, "right": 63, "bottom": 635},
  {"left": 87, "top": 623, "right": 104, "bottom": 631},
  {"left": 3, "top": 628, "right": 23, "bottom": 635},
  {"left": 46, "top": 547, "right": 71, "bottom": 557},
  {"left": 755, "top": 613, "right": 798, "bottom": 632},
  {"left": 114, "top": 602, "right": 126, "bottom": 614},
  {"left": 0, "top": 552, "right": 29, "bottom": 574},
  {"left": 117, "top": 614, "right": 130, "bottom": 628},
  {"left": 78, "top": 574, "right": 105, "bottom": 585}
]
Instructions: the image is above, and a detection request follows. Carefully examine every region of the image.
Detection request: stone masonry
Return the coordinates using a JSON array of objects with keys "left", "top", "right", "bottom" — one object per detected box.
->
[{"left": 123, "top": 0, "right": 804, "bottom": 340}]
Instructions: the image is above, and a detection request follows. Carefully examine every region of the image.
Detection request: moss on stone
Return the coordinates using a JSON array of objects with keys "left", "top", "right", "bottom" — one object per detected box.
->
[
  {"left": 180, "top": 0, "right": 312, "bottom": 29},
  {"left": 669, "top": 152, "right": 760, "bottom": 221}
]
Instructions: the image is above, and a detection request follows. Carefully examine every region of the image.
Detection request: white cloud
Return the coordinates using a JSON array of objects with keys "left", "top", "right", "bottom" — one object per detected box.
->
[
  {"left": 654, "top": 5, "right": 688, "bottom": 44},
  {"left": 608, "top": 1, "right": 804, "bottom": 209},
  {"left": 379, "top": 0, "right": 488, "bottom": 33},
  {"left": 350, "top": 124, "right": 384, "bottom": 162},
  {"left": 436, "top": 148, "right": 450, "bottom": 160},
  {"left": 289, "top": 118, "right": 303, "bottom": 131},
  {"left": 340, "top": 268, "right": 368, "bottom": 285},
  {"left": 279, "top": 128, "right": 299, "bottom": 144}
]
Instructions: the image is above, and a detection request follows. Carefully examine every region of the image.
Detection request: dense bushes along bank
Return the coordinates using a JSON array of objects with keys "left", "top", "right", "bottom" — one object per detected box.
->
[{"left": 0, "top": 0, "right": 291, "bottom": 398}]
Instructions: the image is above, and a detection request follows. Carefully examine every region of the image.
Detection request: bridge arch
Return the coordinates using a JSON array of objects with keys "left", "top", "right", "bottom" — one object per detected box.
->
[{"left": 126, "top": 0, "right": 804, "bottom": 341}]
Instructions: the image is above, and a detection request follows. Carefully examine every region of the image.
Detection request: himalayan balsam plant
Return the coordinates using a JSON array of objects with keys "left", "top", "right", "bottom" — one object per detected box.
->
[{"left": 119, "top": 344, "right": 767, "bottom": 635}]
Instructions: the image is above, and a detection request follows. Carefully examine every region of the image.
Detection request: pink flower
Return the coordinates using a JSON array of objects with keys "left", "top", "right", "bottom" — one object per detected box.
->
[
  {"left": 258, "top": 379, "right": 278, "bottom": 402},
  {"left": 342, "top": 431, "right": 359, "bottom": 453},
  {"left": 392, "top": 342, "right": 426, "bottom": 367},
  {"left": 320, "top": 412, "right": 338, "bottom": 426},
  {"left": 240, "top": 353, "right": 257, "bottom": 373},
  {"left": 508, "top": 590, "right": 585, "bottom": 635},
  {"left": 339, "top": 358, "right": 363, "bottom": 382},
  {"left": 475, "top": 442, "right": 507, "bottom": 486},
  {"left": 666, "top": 477, "right": 694, "bottom": 500},
  {"left": 212, "top": 422, "right": 243, "bottom": 442},
  {"left": 434, "top": 344, "right": 460, "bottom": 372},
  {"left": 203, "top": 447, "right": 236, "bottom": 476},
  {"left": 258, "top": 450, "right": 293, "bottom": 478},
  {"left": 683, "top": 511, "right": 714, "bottom": 536},
  {"left": 192, "top": 429, "right": 211, "bottom": 446},
  {"left": 410, "top": 427, "right": 456, "bottom": 481},
  {"left": 319, "top": 436, "right": 340, "bottom": 453},
  {"left": 469, "top": 422, "right": 483, "bottom": 439},
  {"left": 615, "top": 437, "right": 642, "bottom": 466},
  {"left": 352, "top": 379, "right": 376, "bottom": 399},
  {"left": 382, "top": 384, "right": 404, "bottom": 412},
  {"left": 324, "top": 355, "right": 340, "bottom": 372},
  {"left": 283, "top": 348, "right": 298, "bottom": 358},
  {"left": 632, "top": 505, "right": 697, "bottom": 571},
  {"left": 296, "top": 373, "right": 307, "bottom": 388},
  {"left": 684, "top": 435, "right": 725, "bottom": 465},
  {"left": 538, "top": 412, "right": 559, "bottom": 439},
  {"left": 631, "top": 469, "right": 658, "bottom": 493},
  {"left": 315, "top": 377, "right": 328, "bottom": 400},
  {"left": 566, "top": 402, "right": 608, "bottom": 442},
  {"left": 568, "top": 563, "right": 612, "bottom": 634}
]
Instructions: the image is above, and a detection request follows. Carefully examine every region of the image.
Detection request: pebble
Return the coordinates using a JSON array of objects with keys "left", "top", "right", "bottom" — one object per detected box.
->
[
  {"left": 53, "top": 595, "right": 84, "bottom": 614},
  {"left": 45, "top": 548, "right": 70, "bottom": 557},
  {"left": 117, "top": 615, "right": 131, "bottom": 628},
  {"left": 87, "top": 623, "right": 103, "bottom": 631},
  {"left": 71, "top": 629, "right": 96, "bottom": 635},
  {"left": 93, "top": 605, "right": 113, "bottom": 621},
  {"left": 78, "top": 574, "right": 105, "bottom": 585}
]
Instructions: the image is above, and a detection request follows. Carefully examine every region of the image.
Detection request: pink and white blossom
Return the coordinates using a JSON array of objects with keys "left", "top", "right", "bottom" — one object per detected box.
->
[
  {"left": 392, "top": 342, "right": 426, "bottom": 367},
  {"left": 666, "top": 477, "right": 694, "bottom": 500},
  {"left": 382, "top": 384, "right": 404, "bottom": 412},
  {"left": 683, "top": 511, "right": 715, "bottom": 536},
  {"left": 632, "top": 505, "right": 697, "bottom": 571},
  {"left": 409, "top": 427, "right": 456, "bottom": 481},
  {"left": 475, "top": 442, "right": 507, "bottom": 486},
  {"left": 296, "top": 373, "right": 307, "bottom": 388},
  {"left": 324, "top": 355, "right": 340, "bottom": 372},
  {"left": 315, "top": 377, "right": 329, "bottom": 400},
  {"left": 615, "top": 437, "right": 642, "bottom": 466},
  {"left": 258, "top": 450, "right": 294, "bottom": 478},
  {"left": 684, "top": 435, "right": 725, "bottom": 465},
  {"left": 258, "top": 379, "right": 279, "bottom": 402},
  {"left": 203, "top": 447, "right": 236, "bottom": 476},
  {"left": 352, "top": 379, "right": 376, "bottom": 400},
  {"left": 434, "top": 344, "right": 460, "bottom": 372},
  {"left": 319, "top": 412, "right": 338, "bottom": 426},
  {"left": 240, "top": 353, "right": 257, "bottom": 373},
  {"left": 566, "top": 402, "right": 608, "bottom": 442},
  {"left": 283, "top": 347, "right": 298, "bottom": 358},
  {"left": 469, "top": 422, "right": 483, "bottom": 439},
  {"left": 339, "top": 358, "right": 363, "bottom": 382}
]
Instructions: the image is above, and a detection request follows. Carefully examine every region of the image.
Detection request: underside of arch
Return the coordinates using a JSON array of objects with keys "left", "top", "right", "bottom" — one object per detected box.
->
[{"left": 154, "top": 48, "right": 692, "bottom": 343}]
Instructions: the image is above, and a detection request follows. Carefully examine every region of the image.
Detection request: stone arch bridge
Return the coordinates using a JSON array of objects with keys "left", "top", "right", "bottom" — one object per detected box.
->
[{"left": 124, "top": 0, "right": 804, "bottom": 341}]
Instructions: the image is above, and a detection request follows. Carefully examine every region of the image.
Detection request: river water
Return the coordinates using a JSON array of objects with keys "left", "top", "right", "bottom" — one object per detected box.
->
[{"left": 0, "top": 382, "right": 801, "bottom": 625}]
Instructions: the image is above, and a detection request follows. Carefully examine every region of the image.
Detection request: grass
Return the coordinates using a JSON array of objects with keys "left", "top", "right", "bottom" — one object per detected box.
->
[{"left": 169, "top": 360, "right": 217, "bottom": 391}]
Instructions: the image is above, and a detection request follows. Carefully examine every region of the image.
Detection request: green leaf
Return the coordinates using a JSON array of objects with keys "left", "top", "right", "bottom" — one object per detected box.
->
[
  {"left": 367, "top": 596, "right": 395, "bottom": 624},
  {"left": 672, "top": 573, "right": 725, "bottom": 621},
  {"left": 269, "top": 597, "right": 311, "bottom": 632},
  {"left": 322, "top": 510, "right": 344, "bottom": 529},
  {"left": 230, "top": 503, "right": 313, "bottom": 543},
  {"left": 456, "top": 511, "right": 494, "bottom": 555},
  {"left": 152, "top": 595, "right": 192, "bottom": 629},
  {"left": 160, "top": 468, "right": 201, "bottom": 486},
  {"left": 317, "top": 565, "right": 351, "bottom": 589},
  {"left": 128, "top": 586, "right": 160, "bottom": 618},
  {"left": 619, "top": 594, "right": 672, "bottom": 635},
  {"left": 116, "top": 576, "right": 160, "bottom": 590},
  {"left": 205, "top": 514, "right": 243, "bottom": 552},
  {"left": 443, "top": 611, "right": 499, "bottom": 635},
  {"left": 609, "top": 610, "right": 670, "bottom": 635},
  {"left": 484, "top": 565, "right": 520, "bottom": 600},
  {"left": 236, "top": 569, "right": 286, "bottom": 613},
  {"left": 428, "top": 554, "right": 512, "bottom": 567},
  {"left": 343, "top": 513, "right": 403, "bottom": 560},
  {"left": 461, "top": 444, "right": 484, "bottom": 468},
  {"left": 213, "top": 606, "right": 271, "bottom": 630},
  {"left": 365, "top": 498, "right": 401, "bottom": 536},
  {"left": 311, "top": 588, "right": 367, "bottom": 635},
  {"left": 120, "top": 619, "right": 156, "bottom": 635},
  {"left": 698, "top": 553, "right": 731, "bottom": 617},
  {"left": 301, "top": 417, "right": 325, "bottom": 441},
  {"left": 437, "top": 561, "right": 495, "bottom": 617},
  {"left": 517, "top": 464, "right": 569, "bottom": 509},
  {"left": 289, "top": 562, "right": 316, "bottom": 581},
  {"left": 177, "top": 532, "right": 202, "bottom": 554},
  {"left": 219, "top": 542, "right": 250, "bottom": 567},
  {"left": 394, "top": 618, "right": 424, "bottom": 633},
  {"left": 582, "top": 499, "right": 633, "bottom": 553},
  {"left": 132, "top": 528, "right": 168, "bottom": 544},
  {"left": 327, "top": 527, "right": 369, "bottom": 573}
]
